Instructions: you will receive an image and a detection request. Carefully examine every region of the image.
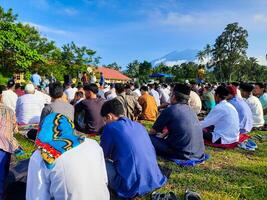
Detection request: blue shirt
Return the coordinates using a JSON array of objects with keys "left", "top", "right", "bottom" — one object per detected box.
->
[
  {"left": 153, "top": 103, "right": 205, "bottom": 160},
  {"left": 229, "top": 97, "right": 253, "bottom": 133},
  {"left": 100, "top": 117, "right": 167, "bottom": 198},
  {"left": 30, "top": 73, "right": 41, "bottom": 86}
]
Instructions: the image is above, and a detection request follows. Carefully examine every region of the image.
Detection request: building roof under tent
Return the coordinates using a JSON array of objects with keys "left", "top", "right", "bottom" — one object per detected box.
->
[{"left": 96, "top": 67, "right": 131, "bottom": 81}]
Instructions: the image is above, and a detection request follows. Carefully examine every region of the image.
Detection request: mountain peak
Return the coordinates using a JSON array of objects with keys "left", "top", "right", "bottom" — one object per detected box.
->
[{"left": 151, "top": 49, "right": 199, "bottom": 67}]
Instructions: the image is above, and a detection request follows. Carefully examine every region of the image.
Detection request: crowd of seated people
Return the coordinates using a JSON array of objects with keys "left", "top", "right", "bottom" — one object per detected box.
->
[{"left": 0, "top": 72, "right": 267, "bottom": 199}]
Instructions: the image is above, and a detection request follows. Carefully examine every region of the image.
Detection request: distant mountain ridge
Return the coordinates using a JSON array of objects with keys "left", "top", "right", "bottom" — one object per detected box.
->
[{"left": 151, "top": 49, "right": 199, "bottom": 67}]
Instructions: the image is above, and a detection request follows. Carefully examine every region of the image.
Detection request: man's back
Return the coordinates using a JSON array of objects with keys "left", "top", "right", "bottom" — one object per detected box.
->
[
  {"left": 16, "top": 94, "right": 45, "bottom": 124},
  {"left": 75, "top": 98, "right": 105, "bottom": 133},
  {"left": 138, "top": 93, "right": 158, "bottom": 121},
  {"left": 153, "top": 104, "right": 205, "bottom": 160},
  {"left": 229, "top": 97, "right": 253, "bottom": 133},
  {"left": 26, "top": 139, "right": 109, "bottom": 200},
  {"left": 100, "top": 117, "right": 166, "bottom": 198},
  {"left": 116, "top": 92, "right": 142, "bottom": 120},
  {"left": 40, "top": 100, "right": 74, "bottom": 124},
  {"left": 201, "top": 100, "right": 239, "bottom": 144},
  {"left": 2, "top": 89, "right": 18, "bottom": 112},
  {"left": 30, "top": 73, "right": 41, "bottom": 86},
  {"left": 245, "top": 95, "right": 264, "bottom": 127}
]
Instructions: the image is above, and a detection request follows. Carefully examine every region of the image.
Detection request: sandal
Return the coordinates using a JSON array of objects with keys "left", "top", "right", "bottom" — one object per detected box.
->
[{"left": 185, "top": 189, "right": 201, "bottom": 200}]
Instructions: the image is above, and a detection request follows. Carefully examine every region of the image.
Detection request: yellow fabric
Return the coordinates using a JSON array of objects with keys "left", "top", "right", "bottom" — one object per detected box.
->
[{"left": 138, "top": 93, "right": 158, "bottom": 121}]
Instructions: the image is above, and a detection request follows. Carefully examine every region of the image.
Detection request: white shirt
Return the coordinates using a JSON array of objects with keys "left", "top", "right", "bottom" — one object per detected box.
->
[
  {"left": 245, "top": 95, "right": 264, "bottom": 127},
  {"left": 158, "top": 87, "right": 169, "bottom": 104},
  {"left": 35, "top": 90, "right": 51, "bottom": 104},
  {"left": 133, "top": 89, "right": 141, "bottom": 97},
  {"left": 189, "top": 91, "right": 202, "bottom": 114},
  {"left": 16, "top": 94, "right": 45, "bottom": 124},
  {"left": 26, "top": 139, "right": 109, "bottom": 200},
  {"left": 2, "top": 89, "right": 18, "bottom": 112},
  {"left": 200, "top": 100, "right": 239, "bottom": 144},
  {"left": 64, "top": 87, "right": 78, "bottom": 102},
  {"left": 150, "top": 89, "right": 160, "bottom": 106}
]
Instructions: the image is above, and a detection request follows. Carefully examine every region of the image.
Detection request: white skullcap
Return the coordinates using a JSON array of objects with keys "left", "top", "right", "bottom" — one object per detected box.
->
[{"left": 25, "top": 83, "right": 35, "bottom": 93}]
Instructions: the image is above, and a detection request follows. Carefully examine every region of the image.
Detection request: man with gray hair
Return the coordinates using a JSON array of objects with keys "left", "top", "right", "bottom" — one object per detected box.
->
[{"left": 16, "top": 83, "right": 45, "bottom": 124}]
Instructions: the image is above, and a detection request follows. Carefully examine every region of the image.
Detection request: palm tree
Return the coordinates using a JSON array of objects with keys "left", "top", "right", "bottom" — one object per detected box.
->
[{"left": 197, "top": 50, "right": 205, "bottom": 63}]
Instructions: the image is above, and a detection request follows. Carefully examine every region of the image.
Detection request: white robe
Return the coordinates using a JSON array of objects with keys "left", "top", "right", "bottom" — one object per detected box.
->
[{"left": 26, "top": 139, "right": 110, "bottom": 200}]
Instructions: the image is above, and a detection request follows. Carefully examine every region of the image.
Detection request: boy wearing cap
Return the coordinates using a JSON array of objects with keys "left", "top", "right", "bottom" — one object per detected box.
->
[
  {"left": 200, "top": 86, "right": 240, "bottom": 144},
  {"left": 240, "top": 83, "right": 264, "bottom": 128},
  {"left": 150, "top": 84, "right": 205, "bottom": 160}
]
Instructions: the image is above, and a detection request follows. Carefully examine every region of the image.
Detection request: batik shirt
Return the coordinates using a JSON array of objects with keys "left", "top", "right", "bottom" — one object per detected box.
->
[{"left": 0, "top": 103, "right": 18, "bottom": 153}]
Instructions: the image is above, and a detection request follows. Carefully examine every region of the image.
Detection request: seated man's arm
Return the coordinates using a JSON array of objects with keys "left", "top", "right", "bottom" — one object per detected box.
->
[
  {"left": 150, "top": 109, "right": 170, "bottom": 134},
  {"left": 200, "top": 107, "right": 222, "bottom": 128},
  {"left": 100, "top": 126, "right": 114, "bottom": 159}
]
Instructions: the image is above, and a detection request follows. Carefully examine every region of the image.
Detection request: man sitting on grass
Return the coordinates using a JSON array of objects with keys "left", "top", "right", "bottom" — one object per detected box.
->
[
  {"left": 200, "top": 86, "right": 240, "bottom": 144},
  {"left": 100, "top": 99, "right": 167, "bottom": 199},
  {"left": 253, "top": 83, "right": 267, "bottom": 128},
  {"left": 150, "top": 84, "right": 205, "bottom": 160},
  {"left": 226, "top": 85, "right": 253, "bottom": 134},
  {"left": 138, "top": 85, "right": 158, "bottom": 121},
  {"left": 240, "top": 83, "right": 264, "bottom": 128}
]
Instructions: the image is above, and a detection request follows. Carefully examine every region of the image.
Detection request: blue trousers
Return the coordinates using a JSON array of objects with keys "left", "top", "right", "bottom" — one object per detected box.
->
[
  {"left": 149, "top": 135, "right": 180, "bottom": 159},
  {"left": 0, "top": 150, "right": 11, "bottom": 200}
]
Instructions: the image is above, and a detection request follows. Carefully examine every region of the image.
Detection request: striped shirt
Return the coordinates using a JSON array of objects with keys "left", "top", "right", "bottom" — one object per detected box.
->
[{"left": 0, "top": 104, "right": 18, "bottom": 153}]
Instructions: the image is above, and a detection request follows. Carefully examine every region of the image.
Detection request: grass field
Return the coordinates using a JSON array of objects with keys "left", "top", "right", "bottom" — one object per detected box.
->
[{"left": 14, "top": 123, "right": 267, "bottom": 200}]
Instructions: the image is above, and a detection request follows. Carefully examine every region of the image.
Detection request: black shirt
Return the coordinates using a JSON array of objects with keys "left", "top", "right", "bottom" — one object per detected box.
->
[{"left": 74, "top": 98, "right": 105, "bottom": 134}]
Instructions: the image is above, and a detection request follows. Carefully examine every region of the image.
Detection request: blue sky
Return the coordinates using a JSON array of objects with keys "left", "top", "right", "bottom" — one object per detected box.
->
[{"left": 2, "top": 0, "right": 267, "bottom": 67}]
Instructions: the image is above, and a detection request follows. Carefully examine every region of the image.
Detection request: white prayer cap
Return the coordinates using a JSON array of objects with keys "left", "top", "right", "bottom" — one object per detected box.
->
[{"left": 25, "top": 83, "right": 35, "bottom": 93}]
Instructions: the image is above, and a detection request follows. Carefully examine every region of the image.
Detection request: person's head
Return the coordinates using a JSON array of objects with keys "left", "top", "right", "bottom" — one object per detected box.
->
[
  {"left": 101, "top": 98, "right": 124, "bottom": 124},
  {"left": 25, "top": 83, "right": 35, "bottom": 94},
  {"left": 15, "top": 83, "right": 21, "bottom": 90},
  {"left": 226, "top": 85, "right": 237, "bottom": 100},
  {"left": 49, "top": 82, "right": 64, "bottom": 99},
  {"left": 124, "top": 84, "right": 132, "bottom": 94},
  {"left": 7, "top": 79, "right": 15, "bottom": 90},
  {"left": 140, "top": 85, "right": 149, "bottom": 95},
  {"left": 253, "top": 82, "right": 265, "bottom": 97},
  {"left": 83, "top": 71, "right": 87, "bottom": 75},
  {"left": 239, "top": 83, "right": 254, "bottom": 98},
  {"left": 115, "top": 83, "right": 125, "bottom": 94},
  {"left": 0, "top": 85, "right": 6, "bottom": 102},
  {"left": 231, "top": 82, "right": 239, "bottom": 88},
  {"left": 170, "top": 84, "right": 190, "bottom": 105},
  {"left": 214, "top": 86, "right": 229, "bottom": 103},
  {"left": 75, "top": 91, "right": 84, "bottom": 100},
  {"left": 83, "top": 83, "right": 98, "bottom": 99}
]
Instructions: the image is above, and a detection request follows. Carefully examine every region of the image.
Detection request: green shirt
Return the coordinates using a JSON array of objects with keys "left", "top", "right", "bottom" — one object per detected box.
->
[{"left": 259, "top": 93, "right": 267, "bottom": 124}]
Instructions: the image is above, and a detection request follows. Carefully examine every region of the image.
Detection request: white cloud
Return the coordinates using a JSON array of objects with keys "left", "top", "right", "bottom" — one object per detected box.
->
[
  {"left": 256, "top": 55, "right": 267, "bottom": 65},
  {"left": 253, "top": 15, "right": 267, "bottom": 23},
  {"left": 63, "top": 8, "right": 78, "bottom": 16},
  {"left": 25, "top": 22, "right": 69, "bottom": 36}
]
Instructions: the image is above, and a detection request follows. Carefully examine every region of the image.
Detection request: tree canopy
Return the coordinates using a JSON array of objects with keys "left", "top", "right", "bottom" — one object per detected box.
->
[{"left": 0, "top": 6, "right": 100, "bottom": 81}]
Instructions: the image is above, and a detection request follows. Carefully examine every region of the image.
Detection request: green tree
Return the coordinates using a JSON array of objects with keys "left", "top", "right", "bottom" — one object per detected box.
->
[
  {"left": 0, "top": 7, "right": 44, "bottom": 76},
  {"left": 106, "top": 62, "right": 121, "bottom": 71},
  {"left": 139, "top": 61, "right": 152, "bottom": 83},
  {"left": 212, "top": 23, "right": 248, "bottom": 81},
  {"left": 125, "top": 60, "right": 140, "bottom": 78}
]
